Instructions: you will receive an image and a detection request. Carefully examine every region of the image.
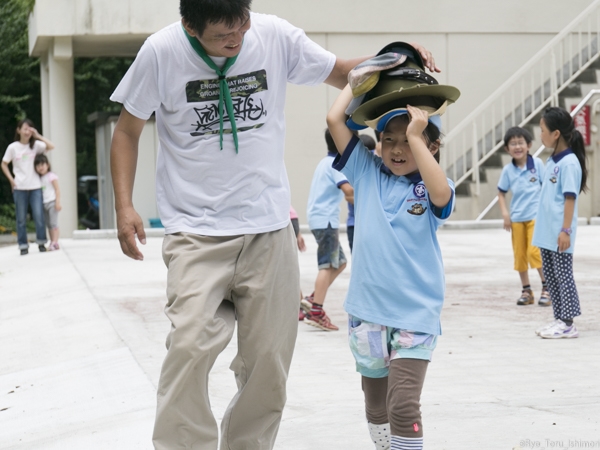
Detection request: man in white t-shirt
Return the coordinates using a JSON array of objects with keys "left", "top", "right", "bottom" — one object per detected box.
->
[{"left": 110, "top": 1, "right": 438, "bottom": 448}]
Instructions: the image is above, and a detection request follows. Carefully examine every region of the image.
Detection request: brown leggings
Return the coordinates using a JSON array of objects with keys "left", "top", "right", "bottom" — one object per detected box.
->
[{"left": 362, "top": 358, "right": 428, "bottom": 438}]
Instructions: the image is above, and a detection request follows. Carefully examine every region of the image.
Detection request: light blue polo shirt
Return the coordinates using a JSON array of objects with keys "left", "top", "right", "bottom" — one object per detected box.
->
[
  {"left": 307, "top": 152, "right": 349, "bottom": 230},
  {"left": 333, "top": 135, "right": 455, "bottom": 335},
  {"left": 532, "top": 149, "right": 581, "bottom": 254},
  {"left": 497, "top": 154, "right": 544, "bottom": 222}
]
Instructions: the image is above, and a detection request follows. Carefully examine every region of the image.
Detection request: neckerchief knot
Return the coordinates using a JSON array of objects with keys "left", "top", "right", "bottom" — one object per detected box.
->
[{"left": 183, "top": 25, "right": 240, "bottom": 153}]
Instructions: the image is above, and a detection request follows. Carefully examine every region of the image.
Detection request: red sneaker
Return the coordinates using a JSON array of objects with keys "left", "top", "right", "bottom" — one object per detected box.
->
[
  {"left": 304, "top": 311, "right": 339, "bottom": 331},
  {"left": 298, "top": 309, "right": 306, "bottom": 321},
  {"left": 300, "top": 294, "right": 314, "bottom": 314}
]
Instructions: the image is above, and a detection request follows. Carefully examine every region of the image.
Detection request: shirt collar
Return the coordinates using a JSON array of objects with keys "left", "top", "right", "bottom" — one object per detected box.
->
[
  {"left": 379, "top": 164, "right": 423, "bottom": 183},
  {"left": 327, "top": 151, "right": 338, "bottom": 157},
  {"left": 512, "top": 153, "right": 535, "bottom": 171},
  {"left": 551, "top": 148, "right": 574, "bottom": 163}
]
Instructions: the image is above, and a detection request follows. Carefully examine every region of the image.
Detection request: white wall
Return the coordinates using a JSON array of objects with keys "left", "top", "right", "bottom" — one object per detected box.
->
[{"left": 29, "top": 0, "right": 598, "bottom": 224}]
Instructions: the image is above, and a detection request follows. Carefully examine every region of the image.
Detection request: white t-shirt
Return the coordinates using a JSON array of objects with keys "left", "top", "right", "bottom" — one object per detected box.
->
[
  {"left": 41, "top": 172, "right": 58, "bottom": 203},
  {"left": 111, "top": 13, "right": 336, "bottom": 236},
  {"left": 2, "top": 141, "right": 47, "bottom": 190}
]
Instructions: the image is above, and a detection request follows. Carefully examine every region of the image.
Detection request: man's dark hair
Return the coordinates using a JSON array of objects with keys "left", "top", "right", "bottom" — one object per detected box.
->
[{"left": 180, "top": 0, "right": 252, "bottom": 37}]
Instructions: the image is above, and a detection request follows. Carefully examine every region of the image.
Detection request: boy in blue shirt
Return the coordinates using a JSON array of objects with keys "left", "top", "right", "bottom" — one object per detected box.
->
[
  {"left": 497, "top": 127, "right": 550, "bottom": 306},
  {"left": 304, "top": 129, "right": 354, "bottom": 331}
]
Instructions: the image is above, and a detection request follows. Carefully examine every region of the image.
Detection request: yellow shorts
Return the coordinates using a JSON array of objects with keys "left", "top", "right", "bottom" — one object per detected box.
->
[{"left": 511, "top": 220, "right": 542, "bottom": 272}]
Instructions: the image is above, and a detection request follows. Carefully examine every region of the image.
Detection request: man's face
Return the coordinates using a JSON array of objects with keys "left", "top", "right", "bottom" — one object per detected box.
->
[{"left": 196, "top": 15, "right": 251, "bottom": 58}]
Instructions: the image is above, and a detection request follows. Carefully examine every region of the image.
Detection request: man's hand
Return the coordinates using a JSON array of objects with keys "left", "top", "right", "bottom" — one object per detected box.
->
[
  {"left": 297, "top": 233, "right": 306, "bottom": 252},
  {"left": 409, "top": 42, "right": 440, "bottom": 73},
  {"left": 116, "top": 205, "right": 146, "bottom": 260}
]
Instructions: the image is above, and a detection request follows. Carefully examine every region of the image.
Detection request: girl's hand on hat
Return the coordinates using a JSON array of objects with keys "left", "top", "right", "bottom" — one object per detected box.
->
[
  {"left": 409, "top": 42, "right": 441, "bottom": 73},
  {"left": 405, "top": 105, "right": 429, "bottom": 141}
]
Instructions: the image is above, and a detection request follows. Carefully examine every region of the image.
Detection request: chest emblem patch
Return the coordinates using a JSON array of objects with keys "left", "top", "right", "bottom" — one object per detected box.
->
[
  {"left": 413, "top": 184, "right": 427, "bottom": 198},
  {"left": 407, "top": 203, "right": 427, "bottom": 215},
  {"left": 530, "top": 177, "right": 537, "bottom": 183},
  {"left": 550, "top": 176, "right": 557, "bottom": 183}
]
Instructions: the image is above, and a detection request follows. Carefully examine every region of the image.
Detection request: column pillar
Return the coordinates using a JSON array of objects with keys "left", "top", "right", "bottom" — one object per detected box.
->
[{"left": 44, "top": 36, "right": 78, "bottom": 237}]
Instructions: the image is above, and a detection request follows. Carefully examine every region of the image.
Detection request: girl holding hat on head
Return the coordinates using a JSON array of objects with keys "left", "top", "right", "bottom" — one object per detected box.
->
[{"left": 326, "top": 43, "right": 459, "bottom": 450}]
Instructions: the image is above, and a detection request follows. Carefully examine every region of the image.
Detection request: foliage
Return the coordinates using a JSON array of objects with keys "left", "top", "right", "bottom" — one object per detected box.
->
[
  {"left": 0, "top": 203, "right": 35, "bottom": 234},
  {"left": 74, "top": 57, "right": 133, "bottom": 177},
  {"left": 0, "top": 0, "right": 41, "bottom": 206},
  {"left": 0, "top": 0, "right": 133, "bottom": 217}
]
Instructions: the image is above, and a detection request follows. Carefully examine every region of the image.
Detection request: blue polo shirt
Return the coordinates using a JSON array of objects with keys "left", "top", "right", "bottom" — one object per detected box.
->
[
  {"left": 333, "top": 135, "right": 454, "bottom": 335},
  {"left": 307, "top": 152, "right": 349, "bottom": 230},
  {"left": 532, "top": 149, "right": 581, "bottom": 254},
  {"left": 497, "top": 154, "right": 544, "bottom": 222}
]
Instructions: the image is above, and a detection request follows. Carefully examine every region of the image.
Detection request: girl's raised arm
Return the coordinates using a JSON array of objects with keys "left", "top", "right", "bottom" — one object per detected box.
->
[
  {"left": 326, "top": 84, "right": 355, "bottom": 155},
  {"left": 405, "top": 105, "right": 452, "bottom": 208}
]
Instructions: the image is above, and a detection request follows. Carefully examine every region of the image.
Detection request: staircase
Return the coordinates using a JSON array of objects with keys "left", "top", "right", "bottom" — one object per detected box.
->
[{"left": 443, "top": 0, "right": 600, "bottom": 220}]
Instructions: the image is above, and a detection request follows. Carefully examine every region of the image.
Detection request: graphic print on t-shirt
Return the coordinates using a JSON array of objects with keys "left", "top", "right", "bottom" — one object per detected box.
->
[{"left": 186, "top": 69, "right": 268, "bottom": 137}]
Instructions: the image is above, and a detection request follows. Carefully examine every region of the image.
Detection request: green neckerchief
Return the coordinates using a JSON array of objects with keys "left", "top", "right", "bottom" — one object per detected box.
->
[{"left": 183, "top": 25, "right": 240, "bottom": 153}]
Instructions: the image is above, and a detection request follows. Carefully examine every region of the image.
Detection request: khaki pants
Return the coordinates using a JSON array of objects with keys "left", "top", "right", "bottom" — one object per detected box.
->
[{"left": 153, "top": 225, "right": 300, "bottom": 450}]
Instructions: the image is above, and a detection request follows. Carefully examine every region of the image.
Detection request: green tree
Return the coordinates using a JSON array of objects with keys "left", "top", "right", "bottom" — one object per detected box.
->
[
  {"left": 0, "top": 0, "right": 41, "bottom": 208},
  {"left": 0, "top": 0, "right": 133, "bottom": 225}
]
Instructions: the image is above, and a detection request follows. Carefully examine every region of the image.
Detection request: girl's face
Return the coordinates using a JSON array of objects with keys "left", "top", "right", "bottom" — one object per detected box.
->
[
  {"left": 17, "top": 123, "right": 33, "bottom": 142},
  {"left": 35, "top": 162, "right": 49, "bottom": 176},
  {"left": 380, "top": 117, "right": 437, "bottom": 176},
  {"left": 540, "top": 118, "right": 559, "bottom": 149}
]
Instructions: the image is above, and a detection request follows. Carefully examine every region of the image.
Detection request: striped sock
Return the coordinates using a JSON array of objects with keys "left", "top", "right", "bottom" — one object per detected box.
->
[{"left": 390, "top": 435, "right": 423, "bottom": 450}]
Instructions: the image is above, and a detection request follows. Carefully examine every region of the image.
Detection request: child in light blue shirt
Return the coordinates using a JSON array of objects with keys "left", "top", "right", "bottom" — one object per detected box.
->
[
  {"left": 328, "top": 84, "right": 455, "bottom": 450},
  {"left": 304, "top": 129, "right": 354, "bottom": 331},
  {"left": 532, "top": 107, "right": 588, "bottom": 339},
  {"left": 497, "top": 127, "right": 549, "bottom": 306}
]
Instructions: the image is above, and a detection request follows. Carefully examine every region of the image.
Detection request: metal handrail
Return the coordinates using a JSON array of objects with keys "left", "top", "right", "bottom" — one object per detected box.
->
[
  {"left": 443, "top": 0, "right": 600, "bottom": 197},
  {"left": 474, "top": 88, "right": 600, "bottom": 221}
]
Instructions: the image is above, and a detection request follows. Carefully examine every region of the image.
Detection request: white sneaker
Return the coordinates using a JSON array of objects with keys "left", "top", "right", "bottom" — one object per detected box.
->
[
  {"left": 539, "top": 320, "right": 579, "bottom": 339},
  {"left": 535, "top": 319, "right": 561, "bottom": 336}
]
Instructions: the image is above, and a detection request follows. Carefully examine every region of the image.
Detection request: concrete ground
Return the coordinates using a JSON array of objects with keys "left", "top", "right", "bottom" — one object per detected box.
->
[{"left": 0, "top": 226, "right": 599, "bottom": 450}]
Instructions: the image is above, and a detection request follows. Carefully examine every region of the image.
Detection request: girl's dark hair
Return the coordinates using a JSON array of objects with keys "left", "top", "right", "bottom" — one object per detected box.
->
[
  {"left": 180, "top": 0, "right": 252, "bottom": 36},
  {"left": 34, "top": 153, "right": 51, "bottom": 172},
  {"left": 503, "top": 126, "right": 532, "bottom": 147},
  {"left": 14, "top": 118, "right": 36, "bottom": 149},
  {"left": 387, "top": 115, "right": 442, "bottom": 163},
  {"left": 542, "top": 106, "right": 588, "bottom": 193},
  {"left": 324, "top": 128, "right": 338, "bottom": 154}
]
